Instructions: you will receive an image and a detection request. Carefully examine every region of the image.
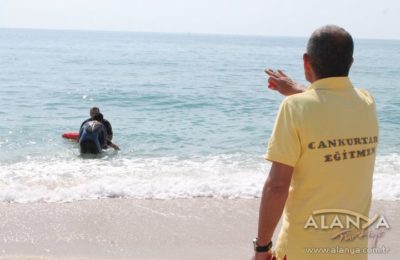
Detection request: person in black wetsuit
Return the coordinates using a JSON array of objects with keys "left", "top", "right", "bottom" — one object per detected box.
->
[
  {"left": 80, "top": 107, "right": 119, "bottom": 150},
  {"left": 81, "top": 107, "right": 113, "bottom": 142},
  {"left": 79, "top": 113, "right": 120, "bottom": 154},
  {"left": 79, "top": 113, "right": 108, "bottom": 154}
]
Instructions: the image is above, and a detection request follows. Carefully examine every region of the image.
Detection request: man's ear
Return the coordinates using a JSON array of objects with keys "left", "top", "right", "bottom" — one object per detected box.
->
[{"left": 303, "top": 53, "right": 313, "bottom": 82}]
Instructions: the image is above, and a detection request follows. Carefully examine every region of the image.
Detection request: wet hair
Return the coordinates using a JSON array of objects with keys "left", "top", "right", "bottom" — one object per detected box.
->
[
  {"left": 307, "top": 25, "right": 354, "bottom": 79},
  {"left": 80, "top": 140, "right": 101, "bottom": 154},
  {"left": 92, "top": 112, "right": 103, "bottom": 122},
  {"left": 90, "top": 107, "right": 100, "bottom": 119},
  {"left": 90, "top": 107, "right": 100, "bottom": 113}
]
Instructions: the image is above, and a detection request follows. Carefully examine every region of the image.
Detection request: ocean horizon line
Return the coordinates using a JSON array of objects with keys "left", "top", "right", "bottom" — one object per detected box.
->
[{"left": 1, "top": 26, "right": 400, "bottom": 41}]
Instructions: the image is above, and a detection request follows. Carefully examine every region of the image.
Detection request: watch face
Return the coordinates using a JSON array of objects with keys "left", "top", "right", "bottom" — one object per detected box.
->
[{"left": 253, "top": 238, "right": 257, "bottom": 249}]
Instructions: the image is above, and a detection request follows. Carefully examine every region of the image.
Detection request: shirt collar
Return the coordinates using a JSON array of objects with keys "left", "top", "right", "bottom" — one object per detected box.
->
[{"left": 307, "top": 77, "right": 353, "bottom": 91}]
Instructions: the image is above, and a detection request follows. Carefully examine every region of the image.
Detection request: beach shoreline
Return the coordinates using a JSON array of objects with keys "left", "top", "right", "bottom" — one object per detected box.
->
[{"left": 0, "top": 198, "right": 398, "bottom": 260}]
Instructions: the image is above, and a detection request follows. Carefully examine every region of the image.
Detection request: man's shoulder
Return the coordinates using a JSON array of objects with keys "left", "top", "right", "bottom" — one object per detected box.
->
[
  {"left": 102, "top": 119, "right": 113, "bottom": 133},
  {"left": 281, "top": 90, "right": 317, "bottom": 108},
  {"left": 279, "top": 86, "right": 377, "bottom": 118},
  {"left": 354, "top": 88, "right": 376, "bottom": 105}
]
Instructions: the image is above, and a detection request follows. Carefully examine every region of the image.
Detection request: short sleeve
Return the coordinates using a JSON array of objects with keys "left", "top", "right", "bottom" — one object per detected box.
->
[{"left": 265, "top": 99, "right": 301, "bottom": 167}]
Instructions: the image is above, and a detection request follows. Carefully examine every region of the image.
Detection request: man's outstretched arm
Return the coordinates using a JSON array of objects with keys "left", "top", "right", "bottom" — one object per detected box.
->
[
  {"left": 254, "top": 161, "right": 294, "bottom": 260},
  {"left": 265, "top": 69, "right": 306, "bottom": 96},
  {"left": 108, "top": 141, "right": 120, "bottom": 150}
]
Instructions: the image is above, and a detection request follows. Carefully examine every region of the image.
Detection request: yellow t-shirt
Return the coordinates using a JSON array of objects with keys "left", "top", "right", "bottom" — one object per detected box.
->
[{"left": 265, "top": 77, "right": 379, "bottom": 260}]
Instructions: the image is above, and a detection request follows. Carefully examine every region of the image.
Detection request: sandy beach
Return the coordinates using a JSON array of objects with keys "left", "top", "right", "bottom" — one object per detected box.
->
[{"left": 0, "top": 199, "right": 398, "bottom": 260}]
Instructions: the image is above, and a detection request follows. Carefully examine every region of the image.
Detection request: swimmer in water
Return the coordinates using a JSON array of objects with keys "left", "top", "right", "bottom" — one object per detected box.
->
[{"left": 79, "top": 113, "right": 119, "bottom": 154}]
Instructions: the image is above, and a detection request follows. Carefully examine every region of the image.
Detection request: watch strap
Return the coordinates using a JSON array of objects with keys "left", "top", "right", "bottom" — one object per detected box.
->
[{"left": 254, "top": 240, "right": 273, "bottom": 252}]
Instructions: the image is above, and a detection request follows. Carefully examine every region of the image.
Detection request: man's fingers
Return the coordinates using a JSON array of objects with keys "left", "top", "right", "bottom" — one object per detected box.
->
[
  {"left": 266, "top": 69, "right": 290, "bottom": 84},
  {"left": 265, "top": 69, "right": 287, "bottom": 78},
  {"left": 268, "top": 78, "right": 278, "bottom": 90},
  {"left": 268, "top": 77, "right": 279, "bottom": 86},
  {"left": 265, "top": 69, "right": 278, "bottom": 77},
  {"left": 277, "top": 70, "right": 288, "bottom": 77},
  {"left": 266, "top": 69, "right": 290, "bottom": 91},
  {"left": 265, "top": 69, "right": 274, "bottom": 76}
]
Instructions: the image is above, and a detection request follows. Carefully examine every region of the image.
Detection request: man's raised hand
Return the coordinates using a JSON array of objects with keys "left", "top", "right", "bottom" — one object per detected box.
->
[{"left": 265, "top": 69, "right": 305, "bottom": 96}]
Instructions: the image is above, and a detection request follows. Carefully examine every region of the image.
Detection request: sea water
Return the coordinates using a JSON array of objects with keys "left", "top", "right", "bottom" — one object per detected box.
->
[{"left": 0, "top": 29, "right": 399, "bottom": 202}]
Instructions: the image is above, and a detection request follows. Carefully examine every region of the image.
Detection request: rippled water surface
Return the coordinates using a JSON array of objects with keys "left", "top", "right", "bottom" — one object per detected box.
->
[{"left": 0, "top": 29, "right": 399, "bottom": 202}]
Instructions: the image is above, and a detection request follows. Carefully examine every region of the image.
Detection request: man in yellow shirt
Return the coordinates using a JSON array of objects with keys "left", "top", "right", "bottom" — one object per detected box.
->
[{"left": 253, "top": 25, "right": 379, "bottom": 260}]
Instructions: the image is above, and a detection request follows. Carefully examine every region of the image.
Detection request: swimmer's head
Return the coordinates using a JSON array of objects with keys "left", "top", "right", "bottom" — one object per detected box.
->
[{"left": 90, "top": 107, "right": 100, "bottom": 118}]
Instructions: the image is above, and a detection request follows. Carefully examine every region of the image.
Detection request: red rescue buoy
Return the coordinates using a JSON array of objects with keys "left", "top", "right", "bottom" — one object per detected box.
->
[{"left": 62, "top": 132, "right": 79, "bottom": 142}]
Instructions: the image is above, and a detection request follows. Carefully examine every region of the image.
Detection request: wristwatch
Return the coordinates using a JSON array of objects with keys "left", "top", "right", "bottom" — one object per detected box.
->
[{"left": 253, "top": 238, "right": 273, "bottom": 252}]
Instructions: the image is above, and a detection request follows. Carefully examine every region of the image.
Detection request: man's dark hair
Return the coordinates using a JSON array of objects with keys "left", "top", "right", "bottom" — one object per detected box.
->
[
  {"left": 307, "top": 25, "right": 354, "bottom": 79},
  {"left": 90, "top": 107, "right": 100, "bottom": 119},
  {"left": 90, "top": 107, "right": 100, "bottom": 113},
  {"left": 93, "top": 112, "right": 103, "bottom": 122}
]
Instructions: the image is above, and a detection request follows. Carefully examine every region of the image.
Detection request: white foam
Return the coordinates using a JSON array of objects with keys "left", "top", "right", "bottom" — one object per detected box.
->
[
  {"left": 372, "top": 153, "right": 400, "bottom": 200},
  {"left": 0, "top": 155, "right": 268, "bottom": 203},
  {"left": 0, "top": 153, "right": 398, "bottom": 203}
]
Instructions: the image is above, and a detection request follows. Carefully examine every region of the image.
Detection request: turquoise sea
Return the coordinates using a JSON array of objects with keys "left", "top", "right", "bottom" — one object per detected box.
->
[{"left": 0, "top": 29, "right": 399, "bottom": 202}]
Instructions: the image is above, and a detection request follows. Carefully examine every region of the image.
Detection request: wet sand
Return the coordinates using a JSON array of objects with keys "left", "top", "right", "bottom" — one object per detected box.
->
[{"left": 0, "top": 199, "right": 398, "bottom": 259}]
